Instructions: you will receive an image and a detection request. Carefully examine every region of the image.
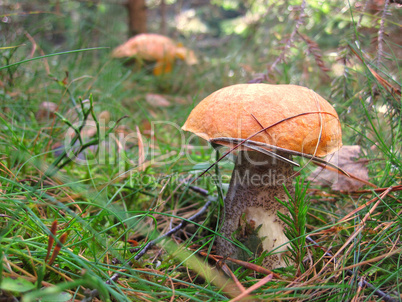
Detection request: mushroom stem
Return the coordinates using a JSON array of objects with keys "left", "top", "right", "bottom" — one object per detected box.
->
[{"left": 216, "top": 150, "right": 294, "bottom": 269}]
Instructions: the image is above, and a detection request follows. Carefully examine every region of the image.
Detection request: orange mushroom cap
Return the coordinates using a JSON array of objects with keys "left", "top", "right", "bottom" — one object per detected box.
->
[
  {"left": 182, "top": 84, "right": 342, "bottom": 157},
  {"left": 112, "top": 34, "right": 176, "bottom": 61},
  {"left": 112, "top": 33, "right": 197, "bottom": 64}
]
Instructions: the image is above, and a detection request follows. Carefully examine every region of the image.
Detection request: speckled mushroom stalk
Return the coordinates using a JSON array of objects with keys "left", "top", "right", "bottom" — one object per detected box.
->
[{"left": 217, "top": 150, "right": 294, "bottom": 269}]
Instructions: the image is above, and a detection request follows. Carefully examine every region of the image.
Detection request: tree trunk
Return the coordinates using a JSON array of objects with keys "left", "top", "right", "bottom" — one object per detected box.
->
[
  {"left": 160, "top": 0, "right": 167, "bottom": 36},
  {"left": 126, "top": 0, "right": 147, "bottom": 37}
]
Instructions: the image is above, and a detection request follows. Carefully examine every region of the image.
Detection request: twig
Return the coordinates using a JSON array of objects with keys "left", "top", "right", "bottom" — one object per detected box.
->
[
  {"left": 343, "top": 184, "right": 402, "bottom": 195},
  {"left": 220, "top": 262, "right": 246, "bottom": 293},
  {"left": 188, "top": 185, "right": 209, "bottom": 197},
  {"left": 133, "top": 199, "right": 212, "bottom": 260},
  {"left": 338, "top": 186, "right": 393, "bottom": 223},
  {"left": 229, "top": 273, "right": 273, "bottom": 302},
  {"left": 82, "top": 197, "right": 213, "bottom": 302},
  {"left": 198, "top": 251, "right": 283, "bottom": 280},
  {"left": 322, "top": 189, "right": 389, "bottom": 272},
  {"left": 306, "top": 236, "right": 397, "bottom": 302}
]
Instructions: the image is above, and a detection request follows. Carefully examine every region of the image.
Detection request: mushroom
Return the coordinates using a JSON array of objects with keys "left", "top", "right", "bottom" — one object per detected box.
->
[
  {"left": 182, "top": 84, "right": 342, "bottom": 269},
  {"left": 112, "top": 33, "right": 197, "bottom": 76}
]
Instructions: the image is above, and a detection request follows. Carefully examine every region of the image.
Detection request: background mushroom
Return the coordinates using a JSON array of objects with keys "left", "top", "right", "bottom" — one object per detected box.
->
[
  {"left": 112, "top": 33, "right": 197, "bottom": 75},
  {"left": 182, "top": 83, "right": 342, "bottom": 269}
]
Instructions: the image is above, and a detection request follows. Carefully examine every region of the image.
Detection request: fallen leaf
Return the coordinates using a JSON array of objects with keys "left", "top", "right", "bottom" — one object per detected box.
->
[
  {"left": 309, "top": 145, "right": 369, "bottom": 191},
  {"left": 146, "top": 93, "right": 171, "bottom": 107}
]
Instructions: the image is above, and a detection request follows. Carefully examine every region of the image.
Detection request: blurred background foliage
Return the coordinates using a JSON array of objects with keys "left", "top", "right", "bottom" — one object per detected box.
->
[{"left": 2, "top": 0, "right": 401, "bottom": 158}]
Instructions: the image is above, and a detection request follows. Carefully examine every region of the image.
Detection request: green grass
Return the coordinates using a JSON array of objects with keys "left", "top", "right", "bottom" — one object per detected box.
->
[{"left": 1, "top": 1, "right": 401, "bottom": 301}]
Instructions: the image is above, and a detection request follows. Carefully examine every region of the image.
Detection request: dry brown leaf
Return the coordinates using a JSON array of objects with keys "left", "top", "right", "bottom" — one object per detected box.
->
[
  {"left": 309, "top": 145, "right": 369, "bottom": 191},
  {"left": 146, "top": 93, "right": 171, "bottom": 107}
]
